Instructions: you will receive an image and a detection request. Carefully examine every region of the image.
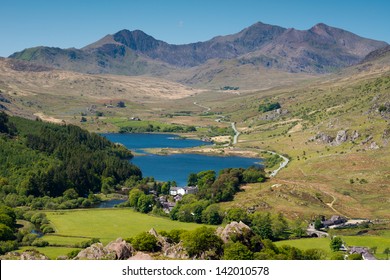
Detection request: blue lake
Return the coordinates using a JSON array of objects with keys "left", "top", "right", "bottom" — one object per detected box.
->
[{"left": 103, "top": 133, "right": 262, "bottom": 186}]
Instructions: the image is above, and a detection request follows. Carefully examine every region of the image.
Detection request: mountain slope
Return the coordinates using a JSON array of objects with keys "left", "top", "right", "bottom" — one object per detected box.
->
[{"left": 9, "top": 22, "right": 388, "bottom": 78}]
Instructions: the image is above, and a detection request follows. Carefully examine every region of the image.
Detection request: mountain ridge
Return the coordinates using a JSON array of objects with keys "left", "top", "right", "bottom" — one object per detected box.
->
[{"left": 9, "top": 21, "right": 388, "bottom": 78}]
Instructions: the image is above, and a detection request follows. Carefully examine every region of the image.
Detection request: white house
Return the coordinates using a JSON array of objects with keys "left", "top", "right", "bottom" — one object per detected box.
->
[
  {"left": 169, "top": 186, "right": 198, "bottom": 196},
  {"left": 169, "top": 187, "right": 186, "bottom": 196}
]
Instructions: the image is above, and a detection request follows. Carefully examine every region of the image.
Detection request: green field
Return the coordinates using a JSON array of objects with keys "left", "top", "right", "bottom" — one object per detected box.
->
[
  {"left": 275, "top": 234, "right": 390, "bottom": 259},
  {"left": 17, "top": 246, "right": 79, "bottom": 260},
  {"left": 342, "top": 235, "right": 390, "bottom": 260},
  {"left": 45, "top": 208, "right": 210, "bottom": 245},
  {"left": 275, "top": 237, "right": 331, "bottom": 253}
]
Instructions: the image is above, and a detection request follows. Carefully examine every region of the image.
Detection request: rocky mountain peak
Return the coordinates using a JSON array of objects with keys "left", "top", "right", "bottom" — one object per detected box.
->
[{"left": 112, "top": 29, "right": 162, "bottom": 52}]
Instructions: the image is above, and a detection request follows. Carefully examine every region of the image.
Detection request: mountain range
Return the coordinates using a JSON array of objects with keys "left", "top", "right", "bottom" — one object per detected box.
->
[{"left": 9, "top": 22, "right": 388, "bottom": 80}]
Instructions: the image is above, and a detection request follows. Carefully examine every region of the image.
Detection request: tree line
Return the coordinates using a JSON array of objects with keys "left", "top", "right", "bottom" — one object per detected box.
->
[{"left": 0, "top": 112, "right": 141, "bottom": 209}]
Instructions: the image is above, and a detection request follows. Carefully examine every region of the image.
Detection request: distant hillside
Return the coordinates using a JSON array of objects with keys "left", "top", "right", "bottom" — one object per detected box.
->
[
  {"left": 10, "top": 22, "right": 388, "bottom": 79},
  {"left": 361, "top": 45, "right": 390, "bottom": 63}
]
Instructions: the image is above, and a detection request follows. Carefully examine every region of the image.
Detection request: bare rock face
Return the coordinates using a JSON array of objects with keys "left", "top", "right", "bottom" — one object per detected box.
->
[
  {"left": 216, "top": 221, "right": 253, "bottom": 244},
  {"left": 163, "top": 241, "right": 189, "bottom": 259},
  {"left": 314, "top": 132, "right": 334, "bottom": 144},
  {"left": 105, "top": 238, "right": 134, "bottom": 260},
  {"left": 148, "top": 228, "right": 170, "bottom": 252},
  {"left": 351, "top": 130, "right": 359, "bottom": 141},
  {"left": 361, "top": 135, "right": 373, "bottom": 145},
  {"left": 76, "top": 243, "right": 107, "bottom": 260},
  {"left": 21, "top": 250, "right": 49, "bottom": 260},
  {"left": 333, "top": 130, "right": 348, "bottom": 146},
  {"left": 147, "top": 228, "right": 189, "bottom": 259},
  {"left": 128, "top": 252, "right": 153, "bottom": 260},
  {"left": 0, "top": 250, "right": 49, "bottom": 260},
  {"left": 76, "top": 238, "right": 134, "bottom": 260},
  {"left": 369, "top": 141, "right": 380, "bottom": 150}
]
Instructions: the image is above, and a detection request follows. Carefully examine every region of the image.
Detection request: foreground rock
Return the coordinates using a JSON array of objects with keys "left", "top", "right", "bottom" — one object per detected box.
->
[
  {"left": 128, "top": 252, "right": 153, "bottom": 260},
  {"left": 216, "top": 221, "right": 254, "bottom": 244},
  {"left": 0, "top": 250, "right": 49, "bottom": 260},
  {"left": 75, "top": 238, "right": 134, "bottom": 260},
  {"left": 148, "top": 228, "right": 189, "bottom": 259}
]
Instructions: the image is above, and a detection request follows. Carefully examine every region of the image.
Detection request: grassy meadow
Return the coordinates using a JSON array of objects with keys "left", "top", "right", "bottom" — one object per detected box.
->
[{"left": 44, "top": 208, "right": 210, "bottom": 245}]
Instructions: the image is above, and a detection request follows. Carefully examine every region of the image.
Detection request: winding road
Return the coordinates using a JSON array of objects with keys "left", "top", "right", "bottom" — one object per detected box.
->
[
  {"left": 193, "top": 101, "right": 289, "bottom": 177},
  {"left": 231, "top": 122, "right": 240, "bottom": 145},
  {"left": 268, "top": 152, "right": 290, "bottom": 177}
]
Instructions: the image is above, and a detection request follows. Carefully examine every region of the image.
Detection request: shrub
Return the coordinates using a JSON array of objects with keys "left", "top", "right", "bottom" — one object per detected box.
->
[
  {"left": 223, "top": 242, "right": 254, "bottom": 260},
  {"left": 159, "top": 229, "right": 187, "bottom": 244},
  {"left": 30, "top": 213, "right": 47, "bottom": 224},
  {"left": 41, "top": 224, "right": 55, "bottom": 234},
  {"left": 0, "top": 240, "right": 18, "bottom": 254},
  {"left": 32, "top": 239, "right": 49, "bottom": 247},
  {"left": 330, "top": 236, "right": 343, "bottom": 252},
  {"left": 181, "top": 227, "right": 223, "bottom": 258},
  {"left": 202, "top": 204, "right": 223, "bottom": 225},
  {"left": 131, "top": 232, "right": 159, "bottom": 252},
  {"left": 76, "top": 238, "right": 100, "bottom": 248},
  {"left": 21, "top": 233, "right": 38, "bottom": 245},
  {"left": 67, "top": 249, "right": 81, "bottom": 259},
  {"left": 259, "top": 102, "right": 281, "bottom": 113}
]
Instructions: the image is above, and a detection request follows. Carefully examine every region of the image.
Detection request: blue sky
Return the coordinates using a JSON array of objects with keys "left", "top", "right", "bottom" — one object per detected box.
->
[{"left": 0, "top": 0, "right": 389, "bottom": 57}]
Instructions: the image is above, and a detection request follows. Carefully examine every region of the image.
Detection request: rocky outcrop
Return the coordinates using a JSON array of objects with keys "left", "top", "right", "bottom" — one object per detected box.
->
[
  {"left": 147, "top": 228, "right": 189, "bottom": 259},
  {"left": 369, "top": 141, "right": 380, "bottom": 150},
  {"left": 75, "top": 238, "right": 134, "bottom": 260},
  {"left": 128, "top": 252, "right": 153, "bottom": 260},
  {"left": 105, "top": 238, "right": 134, "bottom": 259},
  {"left": 351, "top": 130, "right": 360, "bottom": 141},
  {"left": 216, "top": 221, "right": 254, "bottom": 244},
  {"left": 382, "top": 125, "right": 390, "bottom": 146},
  {"left": 0, "top": 250, "right": 49, "bottom": 260},
  {"left": 312, "top": 130, "right": 362, "bottom": 146},
  {"left": 333, "top": 130, "right": 348, "bottom": 145},
  {"left": 75, "top": 243, "right": 109, "bottom": 260},
  {"left": 148, "top": 228, "right": 171, "bottom": 252},
  {"left": 312, "top": 132, "right": 334, "bottom": 144},
  {"left": 164, "top": 241, "right": 189, "bottom": 259},
  {"left": 260, "top": 108, "right": 289, "bottom": 121},
  {"left": 361, "top": 135, "right": 373, "bottom": 145}
]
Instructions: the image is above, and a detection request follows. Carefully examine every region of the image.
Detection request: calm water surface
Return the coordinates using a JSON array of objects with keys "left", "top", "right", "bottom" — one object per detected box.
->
[{"left": 103, "top": 133, "right": 262, "bottom": 186}]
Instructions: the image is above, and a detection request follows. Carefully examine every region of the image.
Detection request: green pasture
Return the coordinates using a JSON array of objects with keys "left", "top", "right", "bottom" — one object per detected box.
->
[
  {"left": 342, "top": 235, "right": 390, "bottom": 260},
  {"left": 45, "top": 208, "right": 210, "bottom": 245},
  {"left": 275, "top": 234, "right": 390, "bottom": 259},
  {"left": 275, "top": 237, "right": 331, "bottom": 253},
  {"left": 17, "top": 246, "right": 78, "bottom": 260}
]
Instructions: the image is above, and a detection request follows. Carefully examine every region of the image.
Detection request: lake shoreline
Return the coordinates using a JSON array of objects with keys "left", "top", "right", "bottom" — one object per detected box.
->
[
  {"left": 142, "top": 146, "right": 262, "bottom": 159},
  {"left": 103, "top": 133, "right": 264, "bottom": 186}
]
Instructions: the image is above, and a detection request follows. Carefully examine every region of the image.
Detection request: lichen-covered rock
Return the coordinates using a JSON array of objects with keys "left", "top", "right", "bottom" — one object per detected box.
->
[
  {"left": 128, "top": 252, "right": 153, "bottom": 260},
  {"left": 105, "top": 238, "right": 134, "bottom": 260},
  {"left": 315, "top": 132, "right": 334, "bottom": 144},
  {"left": 369, "top": 141, "right": 380, "bottom": 150},
  {"left": 163, "top": 241, "right": 189, "bottom": 259},
  {"left": 75, "top": 239, "right": 134, "bottom": 260},
  {"left": 148, "top": 228, "right": 170, "bottom": 252},
  {"left": 216, "top": 221, "right": 253, "bottom": 244},
  {"left": 0, "top": 250, "right": 49, "bottom": 260},
  {"left": 75, "top": 243, "right": 107, "bottom": 260},
  {"left": 333, "top": 130, "right": 348, "bottom": 146}
]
